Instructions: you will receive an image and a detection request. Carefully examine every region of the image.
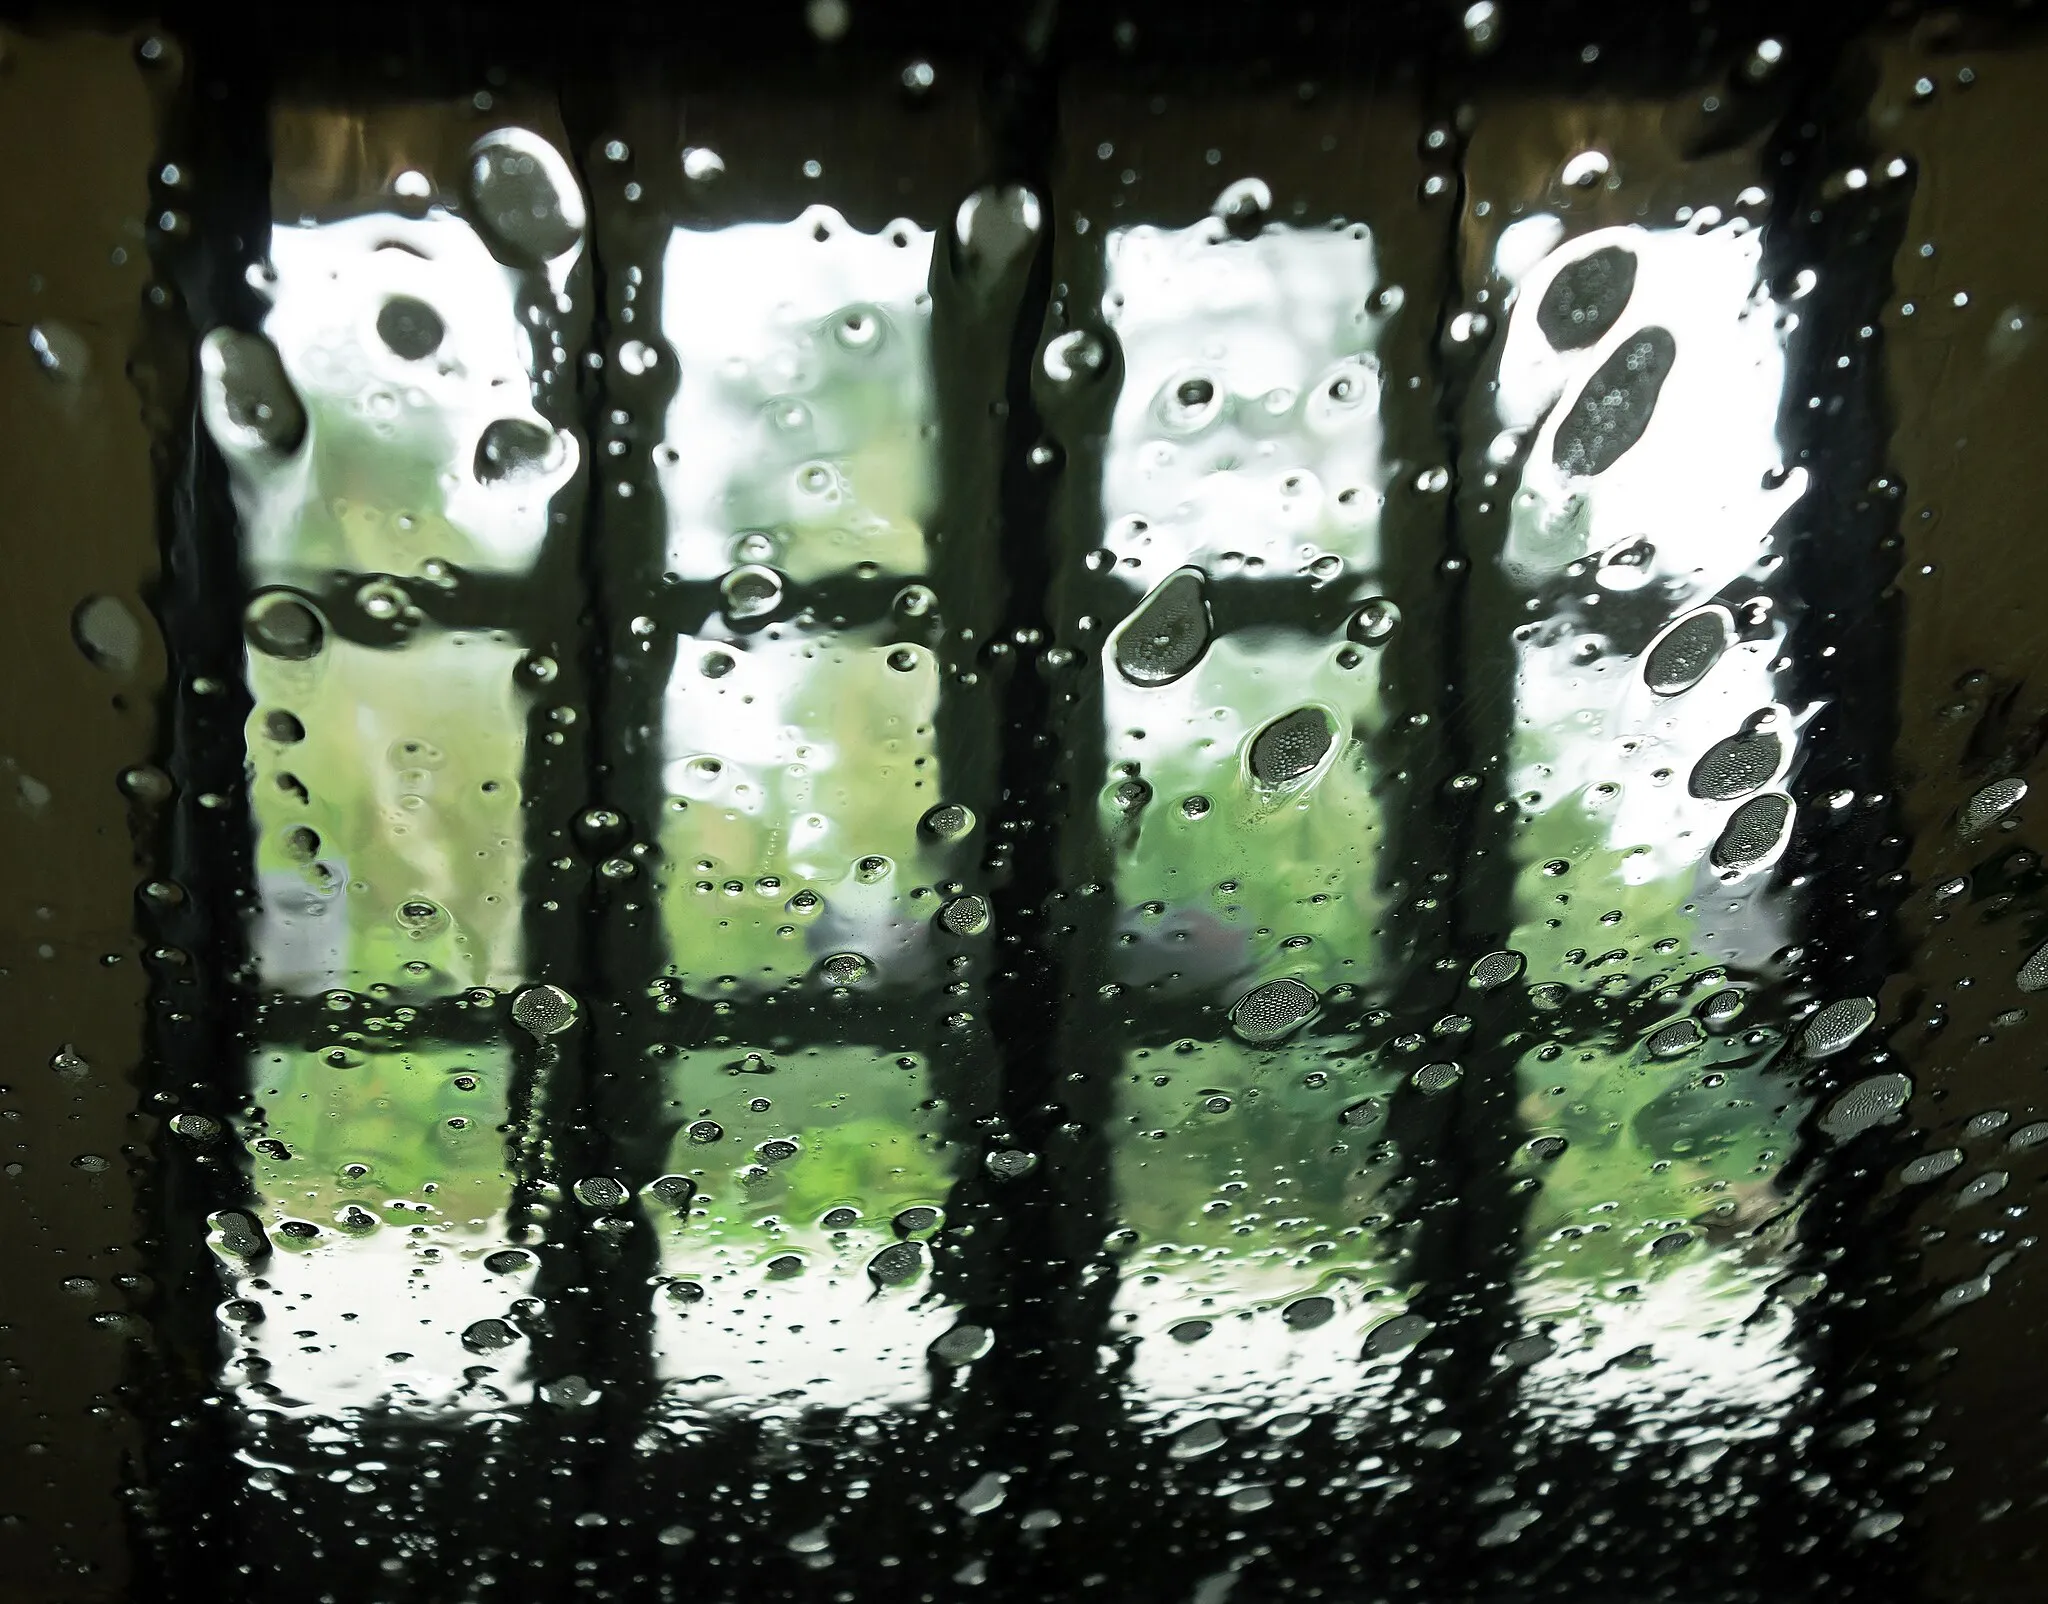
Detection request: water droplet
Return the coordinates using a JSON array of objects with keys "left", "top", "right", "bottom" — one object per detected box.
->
[
  {"left": 169, "top": 1112, "right": 220, "bottom": 1142},
  {"left": 1801, "top": 996, "right": 1877, "bottom": 1058},
  {"left": 573, "top": 1176, "right": 628, "bottom": 1209},
  {"left": 475, "top": 418, "right": 563, "bottom": 483},
  {"left": 1712, "top": 792, "right": 1793, "bottom": 871},
  {"left": 244, "top": 591, "right": 325, "bottom": 661},
  {"left": 376, "top": 295, "right": 444, "bottom": 361},
  {"left": 1230, "top": 978, "right": 1319, "bottom": 1044},
  {"left": 1349, "top": 598, "right": 1400, "bottom": 644},
  {"left": 721, "top": 564, "right": 784, "bottom": 621},
  {"left": 1363, "top": 1313, "right": 1431, "bottom": 1359},
  {"left": 71, "top": 595, "right": 143, "bottom": 674},
  {"left": 462, "top": 1318, "right": 518, "bottom": 1353},
  {"left": 209, "top": 1210, "right": 270, "bottom": 1260},
  {"left": 202, "top": 328, "right": 305, "bottom": 453},
  {"left": 820, "top": 952, "right": 872, "bottom": 986},
  {"left": 1538, "top": 246, "right": 1637, "bottom": 349},
  {"left": 1553, "top": 327, "right": 1676, "bottom": 477},
  {"left": 956, "top": 1472, "right": 1007, "bottom": 1515},
  {"left": 951, "top": 184, "right": 1042, "bottom": 287},
  {"left": 1212, "top": 177, "right": 1271, "bottom": 233},
  {"left": 921, "top": 803, "right": 975, "bottom": 841},
  {"left": 511, "top": 983, "right": 577, "bottom": 1038},
  {"left": 867, "top": 1240, "right": 925, "bottom": 1288},
  {"left": 1339, "top": 1097, "right": 1385, "bottom": 1129},
  {"left": 484, "top": 1248, "right": 535, "bottom": 1273},
  {"left": 1645, "top": 1020, "right": 1703, "bottom": 1059},
  {"left": 1113, "top": 569, "right": 1212, "bottom": 687},
  {"left": 1411, "top": 1061, "right": 1463, "bottom": 1093},
  {"left": 1282, "top": 1295, "right": 1336, "bottom": 1330},
  {"left": 1249, "top": 707, "right": 1337, "bottom": 787},
  {"left": 1043, "top": 329, "right": 1106, "bottom": 384},
  {"left": 1819, "top": 1071, "right": 1912, "bottom": 1139},
  {"left": 932, "top": 1323, "right": 993, "bottom": 1365},
  {"left": 1169, "top": 1418, "right": 1228, "bottom": 1459},
  {"left": 468, "top": 129, "right": 585, "bottom": 266},
  {"left": 682, "top": 146, "right": 725, "bottom": 183},
  {"left": 1170, "top": 1318, "right": 1213, "bottom": 1343},
  {"left": 985, "top": 1148, "right": 1039, "bottom": 1180},
  {"left": 1689, "top": 728, "right": 1782, "bottom": 801},
  {"left": 1468, "top": 949, "right": 1525, "bottom": 990},
  {"left": 1962, "top": 777, "right": 2027, "bottom": 834},
  {"left": 938, "top": 894, "right": 990, "bottom": 937},
  {"left": 2020, "top": 940, "right": 2048, "bottom": 993}
]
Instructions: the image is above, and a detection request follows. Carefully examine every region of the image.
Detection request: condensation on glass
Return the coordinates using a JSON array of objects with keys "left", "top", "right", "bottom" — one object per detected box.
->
[
  {"left": 1057, "top": 194, "right": 1415, "bottom": 1427},
  {"left": 195, "top": 128, "right": 587, "bottom": 1413},
  {"left": 1485, "top": 209, "right": 1821, "bottom": 1434}
]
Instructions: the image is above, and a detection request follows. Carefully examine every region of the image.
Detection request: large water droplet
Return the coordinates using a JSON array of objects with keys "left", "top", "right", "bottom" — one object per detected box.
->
[
  {"left": 203, "top": 328, "right": 305, "bottom": 453},
  {"left": 1230, "top": 977, "right": 1319, "bottom": 1044},
  {"left": 1689, "top": 728, "right": 1782, "bottom": 801},
  {"left": 1553, "top": 327, "right": 1675, "bottom": 477},
  {"left": 512, "top": 983, "right": 578, "bottom": 1038},
  {"left": 376, "top": 295, "right": 445, "bottom": 361},
  {"left": 475, "top": 418, "right": 562, "bottom": 483},
  {"left": 1537, "top": 245, "right": 1638, "bottom": 350},
  {"left": 71, "top": 595, "right": 143, "bottom": 674},
  {"left": 1962, "top": 776, "right": 2027, "bottom": 835},
  {"left": 1249, "top": 707, "right": 1337, "bottom": 787},
  {"left": 1113, "top": 569, "right": 1212, "bottom": 687},
  {"left": 1712, "top": 792, "right": 1793, "bottom": 871},
  {"left": 867, "top": 1240, "right": 925, "bottom": 1288},
  {"left": 721, "top": 564, "right": 785, "bottom": 621},
  {"left": 1818, "top": 1071, "right": 1912, "bottom": 1140},
  {"left": 468, "top": 129, "right": 586, "bottom": 266},
  {"left": 1800, "top": 995, "right": 1877, "bottom": 1058},
  {"left": 1643, "top": 608, "right": 1729, "bottom": 695},
  {"left": 244, "top": 590, "right": 326, "bottom": 661},
  {"left": 938, "top": 894, "right": 990, "bottom": 937},
  {"left": 1468, "top": 949, "right": 1526, "bottom": 991}
]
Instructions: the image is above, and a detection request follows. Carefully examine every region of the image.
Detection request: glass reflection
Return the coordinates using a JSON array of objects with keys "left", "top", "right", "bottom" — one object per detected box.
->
[
  {"left": 645, "top": 207, "right": 981, "bottom": 1413},
  {"left": 1087, "top": 213, "right": 1409, "bottom": 1417},
  {"left": 213, "top": 1031, "right": 538, "bottom": 1414},
  {"left": 642, "top": 1042, "right": 959, "bottom": 1414},
  {"left": 1491, "top": 217, "right": 1815, "bottom": 1427},
  {"left": 196, "top": 125, "right": 587, "bottom": 1417}
]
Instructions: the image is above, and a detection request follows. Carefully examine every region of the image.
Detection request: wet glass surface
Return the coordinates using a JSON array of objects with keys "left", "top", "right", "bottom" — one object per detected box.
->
[{"left": 9, "top": 7, "right": 2048, "bottom": 1603}]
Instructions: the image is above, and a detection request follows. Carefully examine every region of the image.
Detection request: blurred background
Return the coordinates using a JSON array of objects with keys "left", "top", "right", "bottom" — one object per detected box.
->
[{"left": 2, "top": 2, "right": 2046, "bottom": 1600}]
